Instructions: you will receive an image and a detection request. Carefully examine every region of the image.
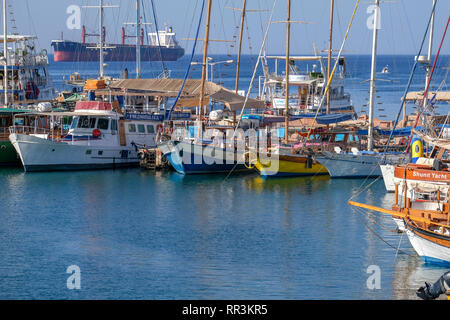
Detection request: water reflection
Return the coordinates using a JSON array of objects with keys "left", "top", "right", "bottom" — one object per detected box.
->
[{"left": 392, "top": 255, "right": 449, "bottom": 300}]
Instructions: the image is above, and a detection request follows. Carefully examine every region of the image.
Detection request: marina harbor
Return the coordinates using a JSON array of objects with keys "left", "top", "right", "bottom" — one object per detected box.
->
[{"left": 1, "top": 0, "right": 450, "bottom": 302}]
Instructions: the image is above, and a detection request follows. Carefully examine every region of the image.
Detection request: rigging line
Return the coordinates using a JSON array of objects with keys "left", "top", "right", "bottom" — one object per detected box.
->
[
  {"left": 149, "top": 0, "right": 167, "bottom": 75},
  {"left": 348, "top": 174, "right": 382, "bottom": 202},
  {"left": 166, "top": 0, "right": 206, "bottom": 121},
  {"left": 353, "top": 206, "right": 403, "bottom": 235},
  {"left": 140, "top": 1, "right": 154, "bottom": 77},
  {"left": 305, "top": 0, "right": 360, "bottom": 140},
  {"left": 351, "top": 207, "right": 414, "bottom": 257},
  {"left": 381, "top": 0, "right": 438, "bottom": 155},
  {"left": 222, "top": 0, "right": 278, "bottom": 180},
  {"left": 405, "top": 14, "right": 450, "bottom": 151},
  {"left": 232, "top": 0, "right": 277, "bottom": 137},
  {"left": 393, "top": 226, "right": 405, "bottom": 263}
]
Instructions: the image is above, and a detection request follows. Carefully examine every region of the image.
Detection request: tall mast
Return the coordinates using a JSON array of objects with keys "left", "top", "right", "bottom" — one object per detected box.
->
[
  {"left": 3, "top": 0, "right": 7, "bottom": 105},
  {"left": 234, "top": 0, "right": 247, "bottom": 93},
  {"left": 326, "top": 0, "right": 334, "bottom": 114},
  {"left": 367, "top": 0, "right": 380, "bottom": 151},
  {"left": 198, "top": 0, "right": 213, "bottom": 129},
  {"left": 423, "top": 0, "right": 435, "bottom": 109},
  {"left": 99, "top": 0, "right": 104, "bottom": 78},
  {"left": 136, "top": 0, "right": 141, "bottom": 79},
  {"left": 284, "top": 0, "right": 291, "bottom": 144}
]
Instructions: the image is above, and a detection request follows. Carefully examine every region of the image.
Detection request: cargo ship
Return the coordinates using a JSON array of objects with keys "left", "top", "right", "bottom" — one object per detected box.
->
[{"left": 51, "top": 26, "right": 184, "bottom": 62}]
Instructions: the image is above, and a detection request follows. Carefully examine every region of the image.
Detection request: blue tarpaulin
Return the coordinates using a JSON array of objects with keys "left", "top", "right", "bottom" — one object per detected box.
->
[{"left": 289, "top": 113, "right": 354, "bottom": 124}]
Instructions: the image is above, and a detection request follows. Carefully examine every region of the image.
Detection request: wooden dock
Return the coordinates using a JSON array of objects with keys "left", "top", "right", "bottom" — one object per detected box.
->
[{"left": 138, "top": 148, "right": 171, "bottom": 170}]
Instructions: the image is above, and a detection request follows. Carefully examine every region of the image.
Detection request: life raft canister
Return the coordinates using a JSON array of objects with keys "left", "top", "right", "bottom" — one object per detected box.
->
[
  {"left": 411, "top": 137, "right": 424, "bottom": 163},
  {"left": 92, "top": 129, "right": 101, "bottom": 137}
]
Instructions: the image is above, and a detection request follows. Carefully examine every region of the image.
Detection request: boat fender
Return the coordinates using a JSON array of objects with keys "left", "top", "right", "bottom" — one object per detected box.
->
[
  {"left": 92, "top": 129, "right": 101, "bottom": 137},
  {"left": 306, "top": 148, "right": 313, "bottom": 169},
  {"left": 417, "top": 271, "right": 450, "bottom": 300},
  {"left": 411, "top": 138, "right": 423, "bottom": 163}
]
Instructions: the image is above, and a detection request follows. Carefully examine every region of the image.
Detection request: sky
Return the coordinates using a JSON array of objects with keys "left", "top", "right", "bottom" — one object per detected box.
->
[{"left": 5, "top": 0, "right": 450, "bottom": 56}]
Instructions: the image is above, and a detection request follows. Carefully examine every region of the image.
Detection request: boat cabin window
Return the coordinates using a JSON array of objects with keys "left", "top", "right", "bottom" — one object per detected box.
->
[
  {"left": 70, "top": 117, "right": 78, "bottom": 129},
  {"left": 128, "top": 124, "right": 136, "bottom": 132},
  {"left": 111, "top": 119, "right": 118, "bottom": 131},
  {"left": 147, "top": 125, "right": 155, "bottom": 133},
  {"left": 78, "top": 116, "right": 96, "bottom": 129},
  {"left": 138, "top": 124, "right": 145, "bottom": 133},
  {"left": 97, "top": 118, "right": 109, "bottom": 130}
]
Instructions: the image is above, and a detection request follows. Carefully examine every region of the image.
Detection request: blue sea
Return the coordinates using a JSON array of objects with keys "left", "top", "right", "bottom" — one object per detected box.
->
[{"left": 0, "top": 54, "right": 449, "bottom": 299}]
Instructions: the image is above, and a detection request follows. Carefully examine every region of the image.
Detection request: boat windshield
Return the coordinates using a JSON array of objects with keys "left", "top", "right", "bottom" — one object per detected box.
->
[{"left": 77, "top": 116, "right": 96, "bottom": 129}]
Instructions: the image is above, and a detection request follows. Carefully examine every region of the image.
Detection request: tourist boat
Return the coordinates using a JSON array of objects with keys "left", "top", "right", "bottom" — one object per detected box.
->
[
  {"left": 0, "top": 107, "right": 31, "bottom": 165},
  {"left": 253, "top": 113, "right": 357, "bottom": 177},
  {"left": 381, "top": 65, "right": 389, "bottom": 74},
  {"left": 1, "top": 35, "right": 55, "bottom": 103},
  {"left": 9, "top": 99, "right": 163, "bottom": 171},
  {"left": 260, "top": 55, "right": 355, "bottom": 115},
  {"left": 349, "top": 155, "right": 450, "bottom": 265},
  {"left": 312, "top": 0, "right": 407, "bottom": 179},
  {"left": 316, "top": 149, "right": 404, "bottom": 178}
]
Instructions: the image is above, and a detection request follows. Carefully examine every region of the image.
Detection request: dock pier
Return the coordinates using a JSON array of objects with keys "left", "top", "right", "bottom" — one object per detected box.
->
[{"left": 138, "top": 148, "right": 170, "bottom": 170}]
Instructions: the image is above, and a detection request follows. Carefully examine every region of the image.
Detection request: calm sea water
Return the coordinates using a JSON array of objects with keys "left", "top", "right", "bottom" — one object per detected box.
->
[{"left": 0, "top": 54, "right": 449, "bottom": 299}]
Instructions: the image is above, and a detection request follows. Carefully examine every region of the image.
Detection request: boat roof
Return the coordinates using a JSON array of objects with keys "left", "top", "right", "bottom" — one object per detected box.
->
[
  {"left": 0, "top": 107, "right": 33, "bottom": 113},
  {"left": 405, "top": 91, "right": 450, "bottom": 102},
  {"left": 97, "top": 78, "right": 266, "bottom": 111},
  {"left": 265, "top": 55, "right": 346, "bottom": 62},
  {"left": 0, "top": 35, "right": 37, "bottom": 42}
]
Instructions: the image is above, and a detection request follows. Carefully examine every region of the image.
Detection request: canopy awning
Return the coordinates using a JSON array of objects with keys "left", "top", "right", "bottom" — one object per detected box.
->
[
  {"left": 98, "top": 78, "right": 266, "bottom": 111},
  {"left": 404, "top": 91, "right": 450, "bottom": 102},
  {"left": 290, "top": 112, "right": 354, "bottom": 125}
]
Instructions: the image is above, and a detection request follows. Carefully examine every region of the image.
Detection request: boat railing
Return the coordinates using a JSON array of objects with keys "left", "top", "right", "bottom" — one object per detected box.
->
[{"left": 9, "top": 125, "right": 50, "bottom": 135}]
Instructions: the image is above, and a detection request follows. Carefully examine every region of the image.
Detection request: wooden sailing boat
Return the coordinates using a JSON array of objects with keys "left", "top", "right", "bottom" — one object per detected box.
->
[
  {"left": 254, "top": 0, "right": 358, "bottom": 177},
  {"left": 350, "top": 130, "right": 450, "bottom": 265}
]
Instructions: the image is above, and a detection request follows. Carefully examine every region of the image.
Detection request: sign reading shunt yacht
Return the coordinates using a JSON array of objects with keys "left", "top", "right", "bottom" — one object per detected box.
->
[{"left": 9, "top": 101, "right": 162, "bottom": 172}]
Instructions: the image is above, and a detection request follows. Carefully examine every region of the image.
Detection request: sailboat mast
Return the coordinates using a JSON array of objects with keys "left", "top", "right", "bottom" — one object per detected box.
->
[
  {"left": 198, "top": 0, "right": 213, "bottom": 127},
  {"left": 99, "top": 0, "right": 104, "bottom": 78},
  {"left": 3, "top": 0, "right": 7, "bottom": 105},
  {"left": 284, "top": 0, "right": 291, "bottom": 144},
  {"left": 235, "top": 0, "right": 247, "bottom": 93},
  {"left": 367, "top": 0, "right": 379, "bottom": 151},
  {"left": 136, "top": 0, "right": 141, "bottom": 79},
  {"left": 423, "top": 0, "right": 435, "bottom": 109},
  {"left": 326, "top": 0, "right": 334, "bottom": 114}
]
